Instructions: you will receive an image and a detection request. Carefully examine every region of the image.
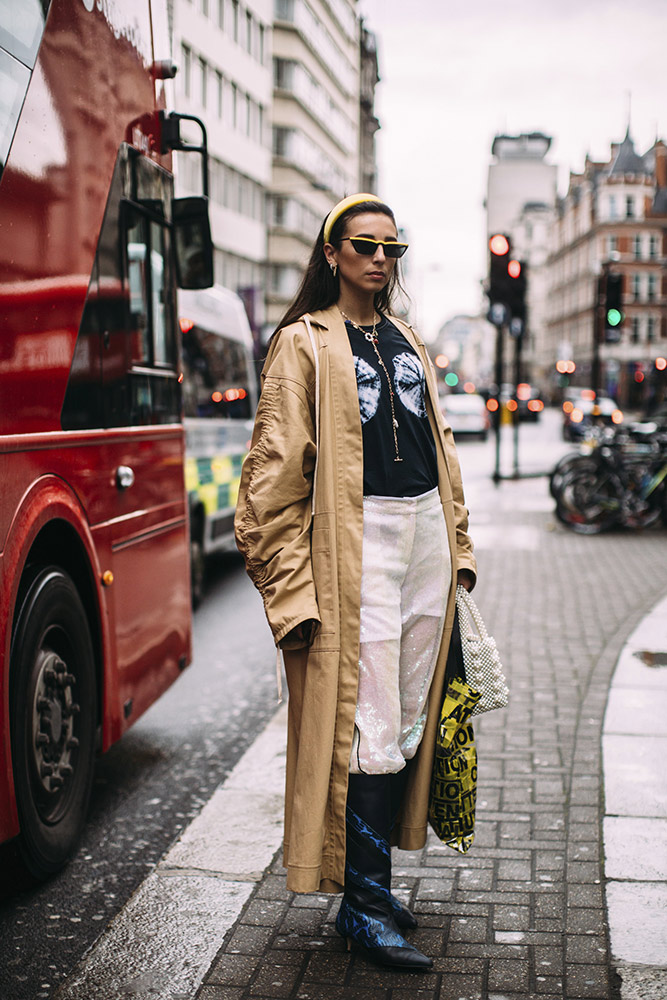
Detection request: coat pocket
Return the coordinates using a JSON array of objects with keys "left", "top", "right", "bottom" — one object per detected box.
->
[{"left": 311, "top": 511, "right": 337, "bottom": 636}]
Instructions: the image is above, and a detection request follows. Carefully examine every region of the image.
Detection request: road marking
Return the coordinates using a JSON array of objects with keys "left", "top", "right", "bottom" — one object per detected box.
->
[{"left": 55, "top": 704, "right": 288, "bottom": 1000}]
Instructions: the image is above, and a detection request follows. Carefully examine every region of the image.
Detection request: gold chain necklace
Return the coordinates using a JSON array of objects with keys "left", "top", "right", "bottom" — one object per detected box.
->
[{"left": 340, "top": 309, "right": 403, "bottom": 463}]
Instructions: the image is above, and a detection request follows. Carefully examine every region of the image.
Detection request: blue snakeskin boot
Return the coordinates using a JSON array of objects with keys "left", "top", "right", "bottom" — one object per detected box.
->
[{"left": 335, "top": 774, "right": 431, "bottom": 970}]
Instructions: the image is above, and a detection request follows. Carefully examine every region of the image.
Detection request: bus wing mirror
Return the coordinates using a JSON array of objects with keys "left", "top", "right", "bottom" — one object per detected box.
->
[{"left": 173, "top": 196, "right": 214, "bottom": 290}]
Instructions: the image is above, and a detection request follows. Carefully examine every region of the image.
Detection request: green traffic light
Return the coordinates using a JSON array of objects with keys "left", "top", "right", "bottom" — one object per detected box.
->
[
  {"left": 445, "top": 372, "right": 459, "bottom": 387},
  {"left": 607, "top": 308, "right": 622, "bottom": 327}
]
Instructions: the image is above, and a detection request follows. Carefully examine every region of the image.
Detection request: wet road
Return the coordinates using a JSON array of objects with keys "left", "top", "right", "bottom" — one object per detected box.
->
[{"left": 0, "top": 552, "right": 276, "bottom": 1000}]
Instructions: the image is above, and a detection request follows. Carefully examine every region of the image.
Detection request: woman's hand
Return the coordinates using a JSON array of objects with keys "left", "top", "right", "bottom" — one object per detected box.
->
[{"left": 457, "top": 569, "right": 475, "bottom": 592}]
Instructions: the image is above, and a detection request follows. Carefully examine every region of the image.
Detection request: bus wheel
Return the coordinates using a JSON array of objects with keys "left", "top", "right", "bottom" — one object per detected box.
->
[
  {"left": 190, "top": 536, "right": 205, "bottom": 609},
  {"left": 10, "top": 567, "right": 97, "bottom": 879}
]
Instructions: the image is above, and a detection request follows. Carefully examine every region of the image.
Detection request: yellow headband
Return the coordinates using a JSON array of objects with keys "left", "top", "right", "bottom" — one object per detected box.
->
[{"left": 323, "top": 193, "right": 384, "bottom": 244}]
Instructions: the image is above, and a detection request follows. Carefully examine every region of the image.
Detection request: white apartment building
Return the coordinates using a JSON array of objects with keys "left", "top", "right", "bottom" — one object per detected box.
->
[
  {"left": 171, "top": 0, "right": 273, "bottom": 341},
  {"left": 486, "top": 133, "right": 558, "bottom": 388},
  {"left": 487, "top": 133, "right": 557, "bottom": 238},
  {"left": 267, "top": 0, "right": 361, "bottom": 332}
]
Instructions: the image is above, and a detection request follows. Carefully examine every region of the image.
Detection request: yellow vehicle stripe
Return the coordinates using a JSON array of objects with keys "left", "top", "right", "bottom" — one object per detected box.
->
[{"left": 186, "top": 453, "right": 246, "bottom": 514}]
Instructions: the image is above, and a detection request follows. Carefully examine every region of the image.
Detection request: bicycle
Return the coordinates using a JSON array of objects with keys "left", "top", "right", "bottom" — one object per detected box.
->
[{"left": 554, "top": 425, "right": 667, "bottom": 534}]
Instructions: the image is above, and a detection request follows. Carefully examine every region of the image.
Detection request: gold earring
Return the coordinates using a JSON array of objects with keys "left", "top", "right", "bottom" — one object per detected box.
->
[{"left": 330, "top": 261, "right": 338, "bottom": 277}]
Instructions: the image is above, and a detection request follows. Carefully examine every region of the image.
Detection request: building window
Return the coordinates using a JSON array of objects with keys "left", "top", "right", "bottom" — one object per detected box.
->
[
  {"left": 608, "top": 195, "right": 617, "bottom": 219},
  {"left": 181, "top": 44, "right": 192, "bottom": 98},
  {"left": 272, "top": 195, "right": 287, "bottom": 226},
  {"left": 626, "top": 196, "right": 635, "bottom": 219},
  {"left": 647, "top": 317, "right": 656, "bottom": 342},
  {"left": 274, "top": 57, "right": 294, "bottom": 89},
  {"left": 647, "top": 274, "right": 657, "bottom": 302},
  {"left": 231, "top": 83, "right": 238, "bottom": 127},
  {"left": 200, "top": 0, "right": 209, "bottom": 14},
  {"left": 649, "top": 234, "right": 659, "bottom": 259},
  {"left": 273, "top": 126, "right": 292, "bottom": 157},
  {"left": 218, "top": 0, "right": 224, "bottom": 27},
  {"left": 232, "top": 0, "right": 239, "bottom": 41},
  {"left": 631, "top": 274, "right": 641, "bottom": 301},
  {"left": 270, "top": 264, "right": 301, "bottom": 298},
  {"left": 608, "top": 234, "right": 618, "bottom": 256},
  {"left": 246, "top": 10, "right": 253, "bottom": 52},
  {"left": 631, "top": 317, "right": 640, "bottom": 344},
  {"left": 215, "top": 71, "right": 223, "bottom": 118},
  {"left": 239, "top": 91, "right": 250, "bottom": 136},
  {"left": 275, "top": 0, "right": 294, "bottom": 20},
  {"left": 259, "top": 23, "right": 266, "bottom": 63},
  {"left": 633, "top": 234, "right": 642, "bottom": 259},
  {"left": 199, "top": 58, "right": 208, "bottom": 107}
]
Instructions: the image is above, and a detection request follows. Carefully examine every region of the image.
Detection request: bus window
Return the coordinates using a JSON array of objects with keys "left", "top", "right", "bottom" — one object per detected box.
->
[
  {"left": 0, "top": 0, "right": 51, "bottom": 178},
  {"left": 61, "top": 144, "right": 180, "bottom": 430},
  {"left": 0, "top": 48, "right": 28, "bottom": 175},
  {"left": 151, "top": 221, "right": 172, "bottom": 365},
  {"left": 127, "top": 231, "right": 150, "bottom": 364},
  {"left": 0, "top": 0, "right": 50, "bottom": 67}
]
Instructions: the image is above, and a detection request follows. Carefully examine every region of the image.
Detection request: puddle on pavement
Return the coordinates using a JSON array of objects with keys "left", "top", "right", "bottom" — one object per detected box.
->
[{"left": 633, "top": 650, "right": 667, "bottom": 668}]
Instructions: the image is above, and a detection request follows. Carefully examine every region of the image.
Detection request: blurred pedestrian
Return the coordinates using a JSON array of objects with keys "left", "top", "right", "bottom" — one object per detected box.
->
[{"left": 235, "top": 193, "right": 476, "bottom": 970}]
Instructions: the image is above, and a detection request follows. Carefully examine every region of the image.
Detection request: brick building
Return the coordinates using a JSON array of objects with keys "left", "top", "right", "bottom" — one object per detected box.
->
[{"left": 547, "top": 130, "right": 667, "bottom": 409}]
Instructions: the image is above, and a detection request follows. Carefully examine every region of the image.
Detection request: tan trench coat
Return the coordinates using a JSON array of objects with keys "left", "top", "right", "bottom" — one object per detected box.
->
[{"left": 234, "top": 304, "right": 476, "bottom": 894}]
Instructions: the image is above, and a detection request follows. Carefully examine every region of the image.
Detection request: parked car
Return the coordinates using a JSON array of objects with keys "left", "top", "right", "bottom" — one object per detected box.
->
[
  {"left": 500, "top": 383, "right": 544, "bottom": 422},
  {"left": 441, "top": 392, "right": 490, "bottom": 441},
  {"left": 562, "top": 393, "right": 624, "bottom": 440}
]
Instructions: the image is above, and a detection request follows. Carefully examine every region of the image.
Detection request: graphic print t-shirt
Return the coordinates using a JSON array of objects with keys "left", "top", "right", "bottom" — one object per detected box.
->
[{"left": 344, "top": 316, "right": 438, "bottom": 497}]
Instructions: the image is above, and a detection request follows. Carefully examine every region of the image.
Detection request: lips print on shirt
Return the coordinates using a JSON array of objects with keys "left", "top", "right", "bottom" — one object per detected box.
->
[
  {"left": 353, "top": 355, "right": 382, "bottom": 424},
  {"left": 393, "top": 352, "right": 427, "bottom": 418}
]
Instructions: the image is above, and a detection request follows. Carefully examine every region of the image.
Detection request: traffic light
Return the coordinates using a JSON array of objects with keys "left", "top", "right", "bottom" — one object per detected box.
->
[
  {"left": 488, "top": 234, "right": 511, "bottom": 325},
  {"left": 506, "top": 259, "right": 527, "bottom": 338},
  {"left": 487, "top": 235, "right": 527, "bottom": 335},
  {"left": 604, "top": 273, "right": 624, "bottom": 343}
]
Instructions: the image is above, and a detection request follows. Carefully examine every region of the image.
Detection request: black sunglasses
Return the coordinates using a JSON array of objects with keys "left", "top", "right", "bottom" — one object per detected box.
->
[{"left": 340, "top": 237, "right": 409, "bottom": 258}]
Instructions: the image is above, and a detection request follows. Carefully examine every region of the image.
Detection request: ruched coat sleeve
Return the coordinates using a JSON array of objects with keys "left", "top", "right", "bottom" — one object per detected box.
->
[{"left": 234, "top": 324, "right": 322, "bottom": 647}]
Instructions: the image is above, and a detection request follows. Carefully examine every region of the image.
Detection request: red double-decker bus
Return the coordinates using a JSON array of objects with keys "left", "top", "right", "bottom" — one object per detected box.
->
[{"left": 0, "top": 0, "right": 212, "bottom": 878}]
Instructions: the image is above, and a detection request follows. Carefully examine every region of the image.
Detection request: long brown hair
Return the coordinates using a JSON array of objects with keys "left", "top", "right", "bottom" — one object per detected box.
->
[{"left": 275, "top": 200, "right": 406, "bottom": 333}]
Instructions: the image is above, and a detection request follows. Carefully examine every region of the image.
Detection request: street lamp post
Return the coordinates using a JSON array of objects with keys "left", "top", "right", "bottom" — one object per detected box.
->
[{"left": 488, "top": 304, "right": 507, "bottom": 484}]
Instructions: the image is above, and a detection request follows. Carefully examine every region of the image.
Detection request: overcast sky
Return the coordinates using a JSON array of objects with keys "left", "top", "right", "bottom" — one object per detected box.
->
[{"left": 357, "top": 0, "right": 666, "bottom": 340}]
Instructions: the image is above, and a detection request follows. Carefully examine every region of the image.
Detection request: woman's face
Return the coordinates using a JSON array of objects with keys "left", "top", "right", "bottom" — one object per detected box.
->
[{"left": 328, "top": 212, "right": 399, "bottom": 299}]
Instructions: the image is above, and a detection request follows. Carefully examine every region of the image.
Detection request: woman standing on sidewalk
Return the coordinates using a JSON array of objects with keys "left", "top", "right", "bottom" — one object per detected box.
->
[{"left": 235, "top": 193, "right": 476, "bottom": 970}]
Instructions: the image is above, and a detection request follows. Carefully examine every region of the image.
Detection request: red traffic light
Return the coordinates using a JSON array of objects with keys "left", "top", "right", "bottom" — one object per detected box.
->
[
  {"left": 508, "top": 259, "right": 521, "bottom": 278},
  {"left": 489, "top": 234, "right": 510, "bottom": 256}
]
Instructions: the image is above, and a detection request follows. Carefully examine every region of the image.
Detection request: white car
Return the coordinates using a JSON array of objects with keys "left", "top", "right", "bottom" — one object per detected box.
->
[{"left": 440, "top": 392, "right": 490, "bottom": 441}]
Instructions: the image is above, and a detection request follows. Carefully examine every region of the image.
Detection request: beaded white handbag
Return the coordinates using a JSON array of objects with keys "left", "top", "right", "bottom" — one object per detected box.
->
[{"left": 455, "top": 585, "right": 509, "bottom": 716}]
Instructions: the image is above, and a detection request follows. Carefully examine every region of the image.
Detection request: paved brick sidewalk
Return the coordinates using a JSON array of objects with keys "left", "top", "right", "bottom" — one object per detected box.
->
[{"left": 197, "top": 480, "right": 667, "bottom": 1000}]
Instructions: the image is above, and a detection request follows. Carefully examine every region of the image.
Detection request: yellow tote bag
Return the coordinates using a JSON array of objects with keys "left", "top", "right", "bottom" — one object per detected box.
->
[{"left": 428, "top": 677, "right": 480, "bottom": 854}]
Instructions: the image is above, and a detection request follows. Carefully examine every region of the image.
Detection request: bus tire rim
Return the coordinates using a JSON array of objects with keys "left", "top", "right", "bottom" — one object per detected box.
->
[{"left": 32, "top": 649, "right": 80, "bottom": 799}]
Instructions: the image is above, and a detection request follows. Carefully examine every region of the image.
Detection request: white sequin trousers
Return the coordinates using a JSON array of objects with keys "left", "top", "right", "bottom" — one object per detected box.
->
[{"left": 350, "top": 487, "right": 452, "bottom": 775}]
